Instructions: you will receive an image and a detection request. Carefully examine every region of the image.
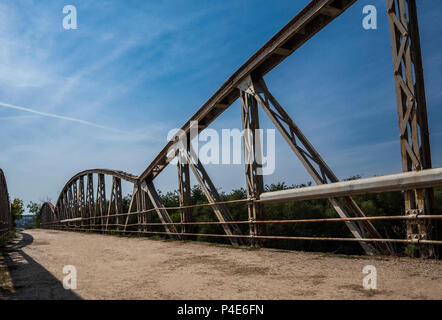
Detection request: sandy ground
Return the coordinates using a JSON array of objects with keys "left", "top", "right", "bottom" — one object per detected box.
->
[{"left": 0, "top": 229, "right": 441, "bottom": 300}]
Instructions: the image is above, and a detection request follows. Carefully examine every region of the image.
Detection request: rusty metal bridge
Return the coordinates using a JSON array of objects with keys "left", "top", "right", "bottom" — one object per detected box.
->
[{"left": 2, "top": 0, "right": 442, "bottom": 257}]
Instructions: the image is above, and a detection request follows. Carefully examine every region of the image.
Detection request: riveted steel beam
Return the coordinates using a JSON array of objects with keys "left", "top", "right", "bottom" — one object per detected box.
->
[{"left": 387, "top": 0, "right": 436, "bottom": 257}]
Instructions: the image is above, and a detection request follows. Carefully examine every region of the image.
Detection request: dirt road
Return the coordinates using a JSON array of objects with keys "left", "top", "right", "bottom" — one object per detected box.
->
[{"left": 0, "top": 229, "right": 441, "bottom": 299}]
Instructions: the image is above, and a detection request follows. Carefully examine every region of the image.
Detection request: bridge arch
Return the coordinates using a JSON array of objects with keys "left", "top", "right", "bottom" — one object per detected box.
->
[
  {"left": 52, "top": 169, "right": 138, "bottom": 228},
  {"left": 40, "top": 202, "right": 56, "bottom": 226},
  {"left": 0, "top": 169, "right": 13, "bottom": 238}
]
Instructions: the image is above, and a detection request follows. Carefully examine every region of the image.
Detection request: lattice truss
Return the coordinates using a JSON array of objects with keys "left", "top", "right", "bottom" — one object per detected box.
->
[
  {"left": 38, "top": 0, "right": 439, "bottom": 257},
  {"left": 387, "top": 0, "right": 436, "bottom": 256}
]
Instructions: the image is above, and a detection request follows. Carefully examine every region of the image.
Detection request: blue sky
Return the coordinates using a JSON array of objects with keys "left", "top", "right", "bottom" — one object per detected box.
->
[{"left": 1, "top": 0, "right": 441, "bottom": 212}]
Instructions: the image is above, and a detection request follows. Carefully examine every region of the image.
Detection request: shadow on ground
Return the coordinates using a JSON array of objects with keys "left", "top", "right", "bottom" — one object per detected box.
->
[{"left": 0, "top": 231, "right": 81, "bottom": 300}]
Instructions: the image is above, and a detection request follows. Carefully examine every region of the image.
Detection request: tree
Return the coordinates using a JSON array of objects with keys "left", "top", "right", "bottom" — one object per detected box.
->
[
  {"left": 11, "top": 198, "right": 25, "bottom": 227},
  {"left": 27, "top": 201, "right": 43, "bottom": 228}
]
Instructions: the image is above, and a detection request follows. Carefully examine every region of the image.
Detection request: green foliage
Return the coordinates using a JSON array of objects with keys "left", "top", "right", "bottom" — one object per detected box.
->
[
  {"left": 154, "top": 183, "right": 442, "bottom": 256},
  {"left": 404, "top": 243, "right": 416, "bottom": 257},
  {"left": 0, "top": 231, "right": 16, "bottom": 247},
  {"left": 27, "top": 201, "right": 42, "bottom": 215},
  {"left": 11, "top": 198, "right": 24, "bottom": 226},
  {"left": 33, "top": 215, "right": 40, "bottom": 229},
  {"left": 27, "top": 201, "right": 43, "bottom": 228},
  {"left": 15, "top": 216, "right": 36, "bottom": 229}
]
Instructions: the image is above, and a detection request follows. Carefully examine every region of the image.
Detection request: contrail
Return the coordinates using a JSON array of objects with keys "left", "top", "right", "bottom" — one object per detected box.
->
[{"left": 0, "top": 101, "right": 118, "bottom": 131}]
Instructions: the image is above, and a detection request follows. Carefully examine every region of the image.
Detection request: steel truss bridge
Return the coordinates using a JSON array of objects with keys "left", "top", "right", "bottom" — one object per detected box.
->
[{"left": 10, "top": 0, "right": 439, "bottom": 257}]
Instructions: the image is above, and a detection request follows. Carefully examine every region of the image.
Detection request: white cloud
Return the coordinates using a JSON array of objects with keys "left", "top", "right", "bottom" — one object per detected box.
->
[{"left": 0, "top": 101, "right": 119, "bottom": 131}]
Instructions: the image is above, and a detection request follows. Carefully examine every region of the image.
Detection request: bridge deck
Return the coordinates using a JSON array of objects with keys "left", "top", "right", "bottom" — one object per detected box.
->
[{"left": 1, "top": 230, "right": 441, "bottom": 299}]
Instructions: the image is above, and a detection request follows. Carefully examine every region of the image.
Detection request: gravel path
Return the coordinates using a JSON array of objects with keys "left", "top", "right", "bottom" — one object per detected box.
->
[{"left": 1, "top": 229, "right": 441, "bottom": 299}]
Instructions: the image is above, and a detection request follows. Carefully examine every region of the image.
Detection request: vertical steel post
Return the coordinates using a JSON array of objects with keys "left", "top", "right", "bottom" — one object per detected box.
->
[
  {"left": 124, "top": 184, "right": 137, "bottom": 231},
  {"left": 97, "top": 173, "right": 106, "bottom": 230},
  {"left": 178, "top": 143, "right": 243, "bottom": 246},
  {"left": 140, "top": 187, "right": 147, "bottom": 232},
  {"left": 177, "top": 135, "right": 192, "bottom": 235},
  {"left": 73, "top": 180, "right": 78, "bottom": 221},
  {"left": 106, "top": 178, "right": 116, "bottom": 231},
  {"left": 135, "top": 183, "right": 142, "bottom": 232},
  {"left": 387, "top": 0, "right": 436, "bottom": 257},
  {"left": 115, "top": 177, "right": 123, "bottom": 231},
  {"left": 63, "top": 191, "right": 68, "bottom": 222},
  {"left": 86, "top": 173, "right": 94, "bottom": 229},
  {"left": 68, "top": 186, "right": 74, "bottom": 220},
  {"left": 79, "top": 176, "right": 85, "bottom": 227},
  {"left": 238, "top": 75, "right": 390, "bottom": 255},
  {"left": 142, "top": 180, "right": 181, "bottom": 239},
  {"left": 240, "top": 90, "right": 266, "bottom": 246}
]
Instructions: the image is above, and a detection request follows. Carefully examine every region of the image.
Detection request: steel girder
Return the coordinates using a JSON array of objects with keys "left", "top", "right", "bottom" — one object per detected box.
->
[
  {"left": 238, "top": 76, "right": 391, "bottom": 255},
  {"left": 141, "top": 180, "right": 181, "bottom": 239},
  {"left": 139, "top": 0, "right": 358, "bottom": 182},
  {"left": 177, "top": 138, "right": 192, "bottom": 235},
  {"left": 240, "top": 90, "right": 266, "bottom": 245},
  {"left": 42, "top": 0, "right": 437, "bottom": 257},
  {"left": 52, "top": 170, "right": 137, "bottom": 230},
  {"left": 40, "top": 202, "right": 56, "bottom": 226},
  {"left": 176, "top": 141, "right": 243, "bottom": 246},
  {"left": 387, "top": 0, "right": 436, "bottom": 257}
]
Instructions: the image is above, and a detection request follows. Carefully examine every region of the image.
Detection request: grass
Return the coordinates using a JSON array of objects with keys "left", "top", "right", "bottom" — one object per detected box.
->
[
  {"left": 0, "top": 232, "right": 16, "bottom": 295},
  {"left": 0, "top": 266, "right": 13, "bottom": 294},
  {"left": 0, "top": 231, "right": 16, "bottom": 248}
]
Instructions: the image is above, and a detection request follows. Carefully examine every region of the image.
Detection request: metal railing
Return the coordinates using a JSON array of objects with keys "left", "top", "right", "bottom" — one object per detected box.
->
[{"left": 41, "top": 196, "right": 442, "bottom": 246}]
